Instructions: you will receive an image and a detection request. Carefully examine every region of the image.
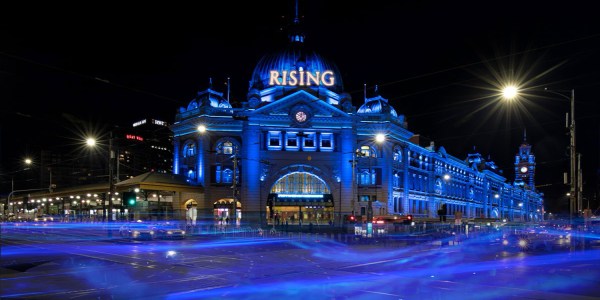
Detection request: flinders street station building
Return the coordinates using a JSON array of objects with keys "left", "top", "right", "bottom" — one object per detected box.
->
[{"left": 170, "top": 23, "right": 544, "bottom": 226}]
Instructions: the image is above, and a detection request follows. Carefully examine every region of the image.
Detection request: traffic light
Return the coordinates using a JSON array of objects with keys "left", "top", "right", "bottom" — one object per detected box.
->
[{"left": 122, "top": 192, "right": 136, "bottom": 207}]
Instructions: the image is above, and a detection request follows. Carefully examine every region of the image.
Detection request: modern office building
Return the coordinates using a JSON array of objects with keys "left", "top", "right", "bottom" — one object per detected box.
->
[
  {"left": 118, "top": 118, "right": 173, "bottom": 179},
  {"left": 170, "top": 18, "right": 544, "bottom": 226}
]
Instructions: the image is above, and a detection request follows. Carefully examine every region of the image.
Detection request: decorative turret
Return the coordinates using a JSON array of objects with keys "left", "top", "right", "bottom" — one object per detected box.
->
[{"left": 514, "top": 130, "right": 535, "bottom": 188}]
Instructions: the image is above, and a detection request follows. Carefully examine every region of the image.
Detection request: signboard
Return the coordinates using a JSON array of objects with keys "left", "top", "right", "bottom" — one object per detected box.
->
[{"left": 269, "top": 70, "right": 335, "bottom": 87}]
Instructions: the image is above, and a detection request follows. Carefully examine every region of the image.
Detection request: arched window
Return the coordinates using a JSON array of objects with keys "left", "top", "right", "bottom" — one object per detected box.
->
[
  {"left": 270, "top": 171, "right": 330, "bottom": 194},
  {"left": 393, "top": 147, "right": 402, "bottom": 162},
  {"left": 215, "top": 166, "right": 235, "bottom": 184},
  {"left": 187, "top": 169, "right": 195, "bottom": 180},
  {"left": 216, "top": 138, "right": 239, "bottom": 155},
  {"left": 358, "top": 145, "right": 376, "bottom": 158},
  {"left": 358, "top": 169, "right": 374, "bottom": 185},
  {"left": 183, "top": 142, "right": 196, "bottom": 157}
]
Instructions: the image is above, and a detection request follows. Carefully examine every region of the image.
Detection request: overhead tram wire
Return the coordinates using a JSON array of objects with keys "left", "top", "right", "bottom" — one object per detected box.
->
[{"left": 0, "top": 51, "right": 182, "bottom": 105}]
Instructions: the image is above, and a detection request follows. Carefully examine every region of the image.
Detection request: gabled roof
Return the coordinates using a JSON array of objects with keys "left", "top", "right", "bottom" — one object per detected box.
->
[{"left": 116, "top": 172, "right": 203, "bottom": 192}]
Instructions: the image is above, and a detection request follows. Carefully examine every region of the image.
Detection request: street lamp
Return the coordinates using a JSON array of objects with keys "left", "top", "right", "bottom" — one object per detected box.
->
[
  {"left": 502, "top": 85, "right": 519, "bottom": 100},
  {"left": 354, "top": 133, "right": 386, "bottom": 227},
  {"left": 544, "top": 88, "right": 577, "bottom": 224},
  {"left": 86, "top": 132, "right": 116, "bottom": 235}
]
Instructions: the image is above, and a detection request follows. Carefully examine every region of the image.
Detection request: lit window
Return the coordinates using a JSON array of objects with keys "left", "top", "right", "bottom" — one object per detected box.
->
[
  {"left": 359, "top": 145, "right": 375, "bottom": 158},
  {"left": 223, "top": 141, "right": 233, "bottom": 155},
  {"left": 268, "top": 131, "right": 282, "bottom": 150},
  {"left": 286, "top": 132, "right": 299, "bottom": 149},
  {"left": 215, "top": 166, "right": 233, "bottom": 184},
  {"left": 302, "top": 132, "right": 316, "bottom": 150},
  {"left": 184, "top": 142, "right": 196, "bottom": 157},
  {"left": 222, "top": 169, "right": 233, "bottom": 183},
  {"left": 187, "top": 169, "right": 195, "bottom": 179},
  {"left": 358, "top": 169, "right": 375, "bottom": 185},
  {"left": 320, "top": 133, "right": 333, "bottom": 150},
  {"left": 393, "top": 147, "right": 402, "bottom": 162}
]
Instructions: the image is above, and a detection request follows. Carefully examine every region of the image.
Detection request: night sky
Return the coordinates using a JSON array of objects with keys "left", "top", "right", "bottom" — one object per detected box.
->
[{"left": 2, "top": 1, "right": 599, "bottom": 212}]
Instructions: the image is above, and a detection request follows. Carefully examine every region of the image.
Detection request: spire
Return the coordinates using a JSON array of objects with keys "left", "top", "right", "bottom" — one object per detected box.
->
[
  {"left": 209, "top": 77, "right": 213, "bottom": 89},
  {"left": 374, "top": 84, "right": 379, "bottom": 95},
  {"left": 364, "top": 83, "right": 367, "bottom": 103},
  {"left": 289, "top": 0, "right": 304, "bottom": 43},
  {"left": 523, "top": 128, "right": 527, "bottom": 142}
]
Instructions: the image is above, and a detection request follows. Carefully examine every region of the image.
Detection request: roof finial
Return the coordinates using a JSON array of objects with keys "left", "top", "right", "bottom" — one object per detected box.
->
[
  {"left": 288, "top": 0, "right": 304, "bottom": 43},
  {"left": 364, "top": 83, "right": 367, "bottom": 103},
  {"left": 209, "top": 77, "right": 213, "bottom": 89},
  {"left": 523, "top": 128, "right": 527, "bottom": 142},
  {"left": 374, "top": 84, "right": 379, "bottom": 95},
  {"left": 227, "top": 77, "right": 231, "bottom": 102}
]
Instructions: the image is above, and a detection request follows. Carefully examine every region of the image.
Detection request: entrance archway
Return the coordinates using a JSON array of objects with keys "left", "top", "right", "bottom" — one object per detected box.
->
[
  {"left": 183, "top": 199, "right": 198, "bottom": 209},
  {"left": 267, "top": 166, "right": 334, "bottom": 225},
  {"left": 213, "top": 198, "right": 241, "bottom": 225}
]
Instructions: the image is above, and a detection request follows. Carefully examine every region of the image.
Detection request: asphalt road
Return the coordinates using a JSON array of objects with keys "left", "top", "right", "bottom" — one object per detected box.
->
[{"left": 1, "top": 222, "right": 599, "bottom": 300}]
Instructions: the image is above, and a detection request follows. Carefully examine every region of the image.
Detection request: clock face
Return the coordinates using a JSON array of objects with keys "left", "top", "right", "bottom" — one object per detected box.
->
[
  {"left": 520, "top": 166, "right": 528, "bottom": 173},
  {"left": 295, "top": 111, "right": 307, "bottom": 123}
]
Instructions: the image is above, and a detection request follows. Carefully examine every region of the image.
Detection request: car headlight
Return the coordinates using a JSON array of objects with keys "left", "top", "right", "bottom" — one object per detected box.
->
[
  {"left": 181, "top": 231, "right": 186, "bottom": 235},
  {"left": 133, "top": 231, "right": 140, "bottom": 237},
  {"left": 150, "top": 231, "right": 154, "bottom": 235},
  {"left": 502, "top": 239, "right": 509, "bottom": 246},
  {"left": 167, "top": 231, "right": 173, "bottom": 234},
  {"left": 518, "top": 239, "right": 528, "bottom": 248}
]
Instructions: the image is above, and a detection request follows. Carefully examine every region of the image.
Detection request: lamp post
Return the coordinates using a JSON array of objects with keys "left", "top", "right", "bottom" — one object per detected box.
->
[
  {"left": 231, "top": 153, "right": 239, "bottom": 226},
  {"left": 544, "top": 88, "right": 577, "bottom": 224},
  {"left": 87, "top": 132, "right": 115, "bottom": 236}
]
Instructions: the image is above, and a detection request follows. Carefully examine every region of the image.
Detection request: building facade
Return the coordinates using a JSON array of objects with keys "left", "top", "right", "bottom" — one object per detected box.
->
[{"left": 171, "top": 25, "right": 543, "bottom": 226}]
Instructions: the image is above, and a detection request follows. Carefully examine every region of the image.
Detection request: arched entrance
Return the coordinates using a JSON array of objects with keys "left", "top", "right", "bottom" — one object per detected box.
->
[
  {"left": 267, "top": 166, "right": 334, "bottom": 225},
  {"left": 213, "top": 198, "right": 242, "bottom": 225}
]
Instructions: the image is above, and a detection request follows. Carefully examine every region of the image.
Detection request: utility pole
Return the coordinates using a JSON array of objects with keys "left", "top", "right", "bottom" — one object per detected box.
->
[
  {"left": 108, "top": 131, "right": 115, "bottom": 237},
  {"left": 569, "top": 89, "right": 577, "bottom": 224},
  {"left": 231, "top": 153, "right": 238, "bottom": 226}
]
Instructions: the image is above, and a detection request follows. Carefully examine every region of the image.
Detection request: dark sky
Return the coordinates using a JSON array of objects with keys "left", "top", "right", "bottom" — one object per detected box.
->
[{"left": 2, "top": 1, "right": 599, "bottom": 211}]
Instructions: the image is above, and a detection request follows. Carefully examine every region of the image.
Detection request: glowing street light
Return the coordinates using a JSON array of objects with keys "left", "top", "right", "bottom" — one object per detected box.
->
[
  {"left": 24, "top": 158, "right": 32, "bottom": 165},
  {"left": 502, "top": 85, "right": 519, "bottom": 100},
  {"left": 197, "top": 125, "right": 207, "bottom": 133},
  {"left": 86, "top": 138, "right": 96, "bottom": 147}
]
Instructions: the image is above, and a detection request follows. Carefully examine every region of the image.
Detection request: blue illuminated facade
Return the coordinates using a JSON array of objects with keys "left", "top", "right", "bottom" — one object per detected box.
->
[{"left": 170, "top": 24, "right": 543, "bottom": 225}]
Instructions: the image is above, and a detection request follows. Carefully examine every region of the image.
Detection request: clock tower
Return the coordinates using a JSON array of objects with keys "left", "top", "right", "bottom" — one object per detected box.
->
[{"left": 514, "top": 130, "right": 535, "bottom": 188}]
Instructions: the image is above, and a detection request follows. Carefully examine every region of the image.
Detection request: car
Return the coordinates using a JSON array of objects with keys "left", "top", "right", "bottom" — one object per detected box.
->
[
  {"left": 34, "top": 214, "right": 57, "bottom": 223},
  {"left": 153, "top": 223, "right": 186, "bottom": 239},
  {"left": 119, "top": 223, "right": 155, "bottom": 240}
]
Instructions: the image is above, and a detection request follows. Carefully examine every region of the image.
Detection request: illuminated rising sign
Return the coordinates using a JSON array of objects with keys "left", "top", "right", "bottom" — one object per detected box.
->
[
  {"left": 269, "top": 70, "right": 335, "bottom": 87},
  {"left": 125, "top": 134, "right": 144, "bottom": 141}
]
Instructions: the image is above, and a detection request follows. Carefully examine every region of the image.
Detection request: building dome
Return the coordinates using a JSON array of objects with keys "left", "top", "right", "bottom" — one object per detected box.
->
[
  {"left": 249, "top": 45, "right": 344, "bottom": 93},
  {"left": 357, "top": 96, "right": 398, "bottom": 117}
]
